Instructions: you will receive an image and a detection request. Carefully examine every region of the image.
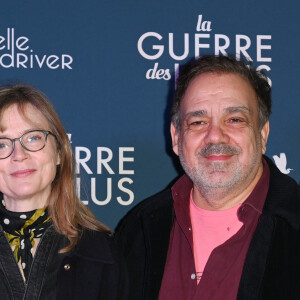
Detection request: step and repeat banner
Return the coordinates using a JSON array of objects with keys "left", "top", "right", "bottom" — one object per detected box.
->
[{"left": 0, "top": 1, "right": 298, "bottom": 228}]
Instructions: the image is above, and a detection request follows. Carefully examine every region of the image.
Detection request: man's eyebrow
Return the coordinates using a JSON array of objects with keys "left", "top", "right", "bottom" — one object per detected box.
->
[
  {"left": 184, "top": 110, "right": 208, "bottom": 119},
  {"left": 224, "top": 106, "right": 251, "bottom": 114}
]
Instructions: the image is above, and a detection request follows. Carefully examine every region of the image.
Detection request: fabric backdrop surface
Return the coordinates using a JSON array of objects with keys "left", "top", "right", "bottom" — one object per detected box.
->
[{"left": 0, "top": 0, "right": 298, "bottom": 228}]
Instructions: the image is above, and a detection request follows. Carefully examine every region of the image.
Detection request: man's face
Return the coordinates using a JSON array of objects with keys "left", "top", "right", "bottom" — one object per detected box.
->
[{"left": 171, "top": 72, "right": 269, "bottom": 204}]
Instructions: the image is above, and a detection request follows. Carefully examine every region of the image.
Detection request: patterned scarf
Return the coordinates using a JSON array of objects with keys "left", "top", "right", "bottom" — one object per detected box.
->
[{"left": 0, "top": 200, "right": 51, "bottom": 281}]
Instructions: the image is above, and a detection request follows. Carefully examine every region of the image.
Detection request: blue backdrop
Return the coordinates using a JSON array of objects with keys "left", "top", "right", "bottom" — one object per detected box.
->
[{"left": 0, "top": 0, "right": 299, "bottom": 228}]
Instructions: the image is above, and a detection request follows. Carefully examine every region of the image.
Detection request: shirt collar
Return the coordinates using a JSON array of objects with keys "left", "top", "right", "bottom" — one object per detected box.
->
[
  {"left": 171, "top": 175, "right": 193, "bottom": 231},
  {"left": 237, "top": 158, "right": 270, "bottom": 221}
]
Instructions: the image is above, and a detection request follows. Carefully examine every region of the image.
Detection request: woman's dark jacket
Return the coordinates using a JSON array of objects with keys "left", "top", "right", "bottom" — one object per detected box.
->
[
  {"left": 115, "top": 157, "right": 300, "bottom": 299},
  {"left": 57, "top": 229, "right": 128, "bottom": 300},
  {"left": 0, "top": 227, "right": 127, "bottom": 299}
]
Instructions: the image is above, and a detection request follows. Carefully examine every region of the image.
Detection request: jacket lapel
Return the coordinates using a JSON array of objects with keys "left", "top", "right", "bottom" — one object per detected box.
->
[
  {"left": 237, "top": 214, "right": 276, "bottom": 299},
  {"left": 238, "top": 157, "right": 300, "bottom": 299},
  {"left": 141, "top": 190, "right": 174, "bottom": 299}
]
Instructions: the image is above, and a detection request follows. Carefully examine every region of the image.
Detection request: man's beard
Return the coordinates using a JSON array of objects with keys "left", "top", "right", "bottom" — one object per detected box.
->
[{"left": 178, "top": 142, "right": 260, "bottom": 197}]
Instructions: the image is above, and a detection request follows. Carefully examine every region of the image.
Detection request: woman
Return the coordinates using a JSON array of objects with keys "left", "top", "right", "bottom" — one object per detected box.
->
[{"left": 0, "top": 84, "right": 127, "bottom": 299}]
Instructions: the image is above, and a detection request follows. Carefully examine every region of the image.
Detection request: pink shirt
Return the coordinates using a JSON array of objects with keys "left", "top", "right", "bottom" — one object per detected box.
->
[
  {"left": 159, "top": 159, "right": 270, "bottom": 300},
  {"left": 190, "top": 194, "right": 243, "bottom": 283}
]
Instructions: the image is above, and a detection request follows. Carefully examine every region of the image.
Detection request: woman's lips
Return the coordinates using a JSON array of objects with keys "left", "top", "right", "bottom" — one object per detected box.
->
[{"left": 11, "top": 169, "right": 36, "bottom": 177}]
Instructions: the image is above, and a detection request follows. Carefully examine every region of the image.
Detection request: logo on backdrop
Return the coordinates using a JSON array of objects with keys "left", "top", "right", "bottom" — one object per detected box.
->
[
  {"left": 273, "top": 153, "right": 293, "bottom": 175},
  {"left": 137, "top": 14, "right": 272, "bottom": 84},
  {"left": 0, "top": 28, "right": 73, "bottom": 69},
  {"left": 68, "top": 134, "right": 134, "bottom": 207}
]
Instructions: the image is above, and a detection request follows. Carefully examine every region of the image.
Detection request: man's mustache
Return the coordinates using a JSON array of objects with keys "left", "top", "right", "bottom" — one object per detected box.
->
[{"left": 198, "top": 143, "right": 242, "bottom": 157}]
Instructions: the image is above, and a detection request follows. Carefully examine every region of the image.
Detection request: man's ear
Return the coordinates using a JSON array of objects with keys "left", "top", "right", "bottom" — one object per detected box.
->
[
  {"left": 260, "top": 121, "right": 270, "bottom": 154},
  {"left": 171, "top": 122, "right": 179, "bottom": 156}
]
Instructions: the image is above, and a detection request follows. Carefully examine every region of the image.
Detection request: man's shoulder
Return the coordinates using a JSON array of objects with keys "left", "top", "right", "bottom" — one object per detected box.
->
[
  {"left": 264, "top": 155, "right": 300, "bottom": 229},
  {"left": 115, "top": 187, "right": 174, "bottom": 240},
  {"left": 266, "top": 154, "right": 299, "bottom": 195},
  {"left": 120, "top": 188, "right": 173, "bottom": 224},
  {"left": 133, "top": 188, "right": 173, "bottom": 215}
]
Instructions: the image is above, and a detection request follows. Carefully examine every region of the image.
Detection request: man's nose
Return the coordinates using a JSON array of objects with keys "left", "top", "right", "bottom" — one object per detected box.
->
[{"left": 204, "top": 122, "right": 229, "bottom": 145}]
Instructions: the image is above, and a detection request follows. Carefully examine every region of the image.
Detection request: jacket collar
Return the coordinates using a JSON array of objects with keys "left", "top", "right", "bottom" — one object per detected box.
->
[{"left": 262, "top": 155, "right": 300, "bottom": 229}]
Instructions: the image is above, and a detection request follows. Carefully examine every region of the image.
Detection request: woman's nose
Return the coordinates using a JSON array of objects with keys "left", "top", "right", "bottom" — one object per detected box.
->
[{"left": 11, "top": 140, "right": 28, "bottom": 161}]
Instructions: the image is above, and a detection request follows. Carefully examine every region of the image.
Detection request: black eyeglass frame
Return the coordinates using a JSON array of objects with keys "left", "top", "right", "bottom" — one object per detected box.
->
[{"left": 0, "top": 129, "right": 57, "bottom": 160}]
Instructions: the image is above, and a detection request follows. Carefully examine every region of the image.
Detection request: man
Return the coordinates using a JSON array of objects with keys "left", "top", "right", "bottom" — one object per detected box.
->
[{"left": 116, "top": 56, "right": 300, "bottom": 299}]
